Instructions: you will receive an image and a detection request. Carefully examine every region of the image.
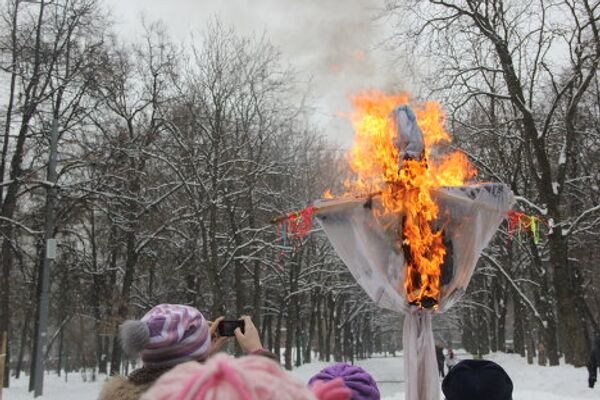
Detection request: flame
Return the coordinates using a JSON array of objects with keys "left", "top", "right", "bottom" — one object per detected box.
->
[
  {"left": 322, "top": 189, "right": 334, "bottom": 199},
  {"left": 341, "top": 90, "right": 476, "bottom": 308}
]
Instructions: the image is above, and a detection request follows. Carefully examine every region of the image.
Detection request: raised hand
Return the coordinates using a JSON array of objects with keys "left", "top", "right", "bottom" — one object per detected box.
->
[
  {"left": 234, "top": 315, "right": 263, "bottom": 354},
  {"left": 207, "top": 316, "right": 229, "bottom": 357}
]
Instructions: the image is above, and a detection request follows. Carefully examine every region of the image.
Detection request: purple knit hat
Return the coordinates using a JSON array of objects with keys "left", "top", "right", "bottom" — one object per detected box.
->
[
  {"left": 309, "top": 363, "right": 380, "bottom": 400},
  {"left": 119, "top": 304, "right": 211, "bottom": 368}
]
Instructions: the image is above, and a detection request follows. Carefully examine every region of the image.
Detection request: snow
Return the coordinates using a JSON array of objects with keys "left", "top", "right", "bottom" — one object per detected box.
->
[
  {"left": 552, "top": 181, "right": 560, "bottom": 195},
  {"left": 4, "top": 352, "right": 595, "bottom": 399},
  {"left": 292, "top": 356, "right": 418, "bottom": 398},
  {"left": 559, "top": 145, "right": 567, "bottom": 165},
  {"left": 4, "top": 371, "right": 102, "bottom": 400},
  {"left": 548, "top": 217, "right": 555, "bottom": 234}
]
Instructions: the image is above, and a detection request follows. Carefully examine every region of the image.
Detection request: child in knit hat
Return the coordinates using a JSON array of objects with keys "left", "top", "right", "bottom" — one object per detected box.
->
[
  {"left": 309, "top": 362, "right": 380, "bottom": 400},
  {"left": 141, "top": 353, "right": 351, "bottom": 400},
  {"left": 99, "top": 304, "right": 217, "bottom": 400}
]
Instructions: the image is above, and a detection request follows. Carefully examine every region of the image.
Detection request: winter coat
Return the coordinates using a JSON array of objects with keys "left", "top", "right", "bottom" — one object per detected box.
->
[
  {"left": 98, "top": 365, "right": 172, "bottom": 400},
  {"left": 588, "top": 337, "right": 600, "bottom": 388},
  {"left": 435, "top": 346, "right": 445, "bottom": 364}
]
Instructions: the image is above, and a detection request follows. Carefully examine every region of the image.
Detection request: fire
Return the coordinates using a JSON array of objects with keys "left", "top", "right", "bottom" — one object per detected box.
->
[
  {"left": 322, "top": 189, "right": 334, "bottom": 199},
  {"left": 342, "top": 90, "right": 476, "bottom": 308}
]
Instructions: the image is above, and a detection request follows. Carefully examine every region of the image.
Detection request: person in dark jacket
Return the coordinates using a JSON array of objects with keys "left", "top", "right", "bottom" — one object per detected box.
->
[
  {"left": 442, "top": 359, "right": 513, "bottom": 400},
  {"left": 588, "top": 335, "right": 600, "bottom": 389},
  {"left": 435, "top": 342, "right": 445, "bottom": 377}
]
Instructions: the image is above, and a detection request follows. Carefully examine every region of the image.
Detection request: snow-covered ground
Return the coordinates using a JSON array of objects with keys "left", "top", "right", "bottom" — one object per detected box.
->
[{"left": 4, "top": 352, "right": 596, "bottom": 399}]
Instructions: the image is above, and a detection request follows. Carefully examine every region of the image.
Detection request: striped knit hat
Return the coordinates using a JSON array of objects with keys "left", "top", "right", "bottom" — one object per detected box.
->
[{"left": 119, "top": 304, "right": 211, "bottom": 367}]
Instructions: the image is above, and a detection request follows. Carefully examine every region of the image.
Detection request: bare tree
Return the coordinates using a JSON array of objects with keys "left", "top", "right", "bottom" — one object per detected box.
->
[{"left": 385, "top": 0, "right": 600, "bottom": 366}]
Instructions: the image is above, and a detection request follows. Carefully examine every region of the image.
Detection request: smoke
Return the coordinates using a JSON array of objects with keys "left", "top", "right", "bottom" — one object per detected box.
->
[{"left": 106, "top": 0, "right": 410, "bottom": 145}]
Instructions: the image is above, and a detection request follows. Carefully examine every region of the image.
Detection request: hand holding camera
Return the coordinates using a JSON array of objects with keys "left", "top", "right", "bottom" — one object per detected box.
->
[
  {"left": 211, "top": 315, "right": 263, "bottom": 355},
  {"left": 207, "top": 316, "right": 230, "bottom": 357},
  {"left": 233, "top": 315, "right": 263, "bottom": 354}
]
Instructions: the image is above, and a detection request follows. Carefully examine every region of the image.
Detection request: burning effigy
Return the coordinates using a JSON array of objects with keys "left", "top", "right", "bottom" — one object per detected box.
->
[{"left": 274, "top": 91, "right": 514, "bottom": 400}]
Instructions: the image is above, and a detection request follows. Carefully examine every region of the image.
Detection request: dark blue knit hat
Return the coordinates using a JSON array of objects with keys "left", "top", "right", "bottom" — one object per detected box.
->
[{"left": 442, "top": 359, "right": 513, "bottom": 400}]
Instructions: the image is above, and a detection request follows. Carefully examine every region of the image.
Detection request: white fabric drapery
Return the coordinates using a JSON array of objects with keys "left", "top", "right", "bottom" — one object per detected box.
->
[{"left": 314, "top": 183, "right": 514, "bottom": 400}]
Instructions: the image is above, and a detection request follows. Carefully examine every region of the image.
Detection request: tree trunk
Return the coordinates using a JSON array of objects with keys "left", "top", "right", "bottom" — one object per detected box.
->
[
  {"left": 461, "top": 309, "right": 475, "bottom": 354},
  {"left": 549, "top": 232, "right": 588, "bottom": 366},
  {"left": 316, "top": 298, "right": 324, "bottom": 361},
  {"left": 528, "top": 242, "right": 560, "bottom": 365},
  {"left": 497, "top": 289, "right": 508, "bottom": 352},
  {"left": 304, "top": 292, "right": 317, "bottom": 364},
  {"left": 284, "top": 302, "right": 295, "bottom": 369},
  {"left": 57, "top": 327, "right": 64, "bottom": 376},
  {"left": 513, "top": 297, "right": 525, "bottom": 357},
  {"left": 526, "top": 329, "right": 535, "bottom": 365},
  {"left": 538, "top": 339, "right": 547, "bottom": 366},
  {"left": 295, "top": 311, "right": 302, "bottom": 368},
  {"left": 109, "top": 232, "right": 138, "bottom": 376},
  {"left": 478, "top": 307, "right": 490, "bottom": 356},
  {"left": 263, "top": 314, "right": 272, "bottom": 352},
  {"left": 325, "top": 295, "right": 334, "bottom": 362},
  {"left": 274, "top": 306, "right": 283, "bottom": 360},
  {"left": 14, "top": 306, "right": 31, "bottom": 380},
  {"left": 29, "top": 245, "right": 45, "bottom": 391},
  {"left": 2, "top": 1, "right": 48, "bottom": 384},
  {"left": 253, "top": 259, "right": 261, "bottom": 325},
  {"left": 333, "top": 297, "right": 344, "bottom": 362}
]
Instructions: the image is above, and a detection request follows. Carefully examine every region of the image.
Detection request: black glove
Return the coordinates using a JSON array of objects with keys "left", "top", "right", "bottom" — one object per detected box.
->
[{"left": 589, "top": 378, "right": 596, "bottom": 388}]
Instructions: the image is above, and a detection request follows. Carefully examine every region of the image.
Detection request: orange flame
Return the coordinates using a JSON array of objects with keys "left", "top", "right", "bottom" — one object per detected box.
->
[{"left": 341, "top": 90, "right": 476, "bottom": 308}]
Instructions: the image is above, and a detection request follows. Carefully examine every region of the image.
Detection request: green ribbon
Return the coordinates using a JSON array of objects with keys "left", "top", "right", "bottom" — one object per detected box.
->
[{"left": 530, "top": 216, "right": 540, "bottom": 245}]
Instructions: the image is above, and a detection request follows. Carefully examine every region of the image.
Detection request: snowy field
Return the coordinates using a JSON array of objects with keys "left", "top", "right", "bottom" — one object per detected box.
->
[{"left": 4, "top": 352, "right": 596, "bottom": 399}]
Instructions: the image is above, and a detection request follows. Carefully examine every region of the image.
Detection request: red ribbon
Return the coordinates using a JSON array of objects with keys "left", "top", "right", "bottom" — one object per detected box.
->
[{"left": 285, "top": 206, "right": 315, "bottom": 240}]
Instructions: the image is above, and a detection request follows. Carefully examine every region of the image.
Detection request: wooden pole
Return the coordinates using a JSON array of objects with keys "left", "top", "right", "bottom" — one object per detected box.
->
[
  {"left": 0, "top": 331, "right": 7, "bottom": 400},
  {"left": 270, "top": 185, "right": 510, "bottom": 224}
]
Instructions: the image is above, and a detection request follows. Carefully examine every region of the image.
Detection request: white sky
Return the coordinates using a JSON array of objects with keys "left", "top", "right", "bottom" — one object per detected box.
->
[{"left": 104, "top": 0, "right": 414, "bottom": 147}]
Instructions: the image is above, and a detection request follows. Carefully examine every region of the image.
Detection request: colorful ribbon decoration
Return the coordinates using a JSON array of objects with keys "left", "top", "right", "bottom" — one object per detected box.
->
[
  {"left": 276, "top": 207, "right": 545, "bottom": 248},
  {"left": 507, "top": 210, "right": 543, "bottom": 244},
  {"left": 276, "top": 206, "right": 315, "bottom": 247}
]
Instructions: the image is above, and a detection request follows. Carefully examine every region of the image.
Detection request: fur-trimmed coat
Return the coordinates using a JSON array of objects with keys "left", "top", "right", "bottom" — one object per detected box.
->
[{"left": 98, "top": 366, "right": 172, "bottom": 400}]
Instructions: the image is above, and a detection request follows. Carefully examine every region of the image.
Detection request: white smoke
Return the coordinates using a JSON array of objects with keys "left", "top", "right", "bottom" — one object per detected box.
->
[{"left": 106, "top": 0, "right": 413, "bottom": 146}]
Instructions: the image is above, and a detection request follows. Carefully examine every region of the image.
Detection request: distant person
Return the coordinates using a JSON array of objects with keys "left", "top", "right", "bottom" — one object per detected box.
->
[
  {"left": 140, "top": 353, "right": 352, "bottom": 400},
  {"left": 445, "top": 348, "right": 459, "bottom": 371},
  {"left": 309, "top": 362, "right": 380, "bottom": 400},
  {"left": 537, "top": 342, "right": 546, "bottom": 366},
  {"left": 588, "top": 335, "right": 600, "bottom": 389},
  {"left": 435, "top": 342, "right": 445, "bottom": 377},
  {"left": 442, "top": 359, "right": 513, "bottom": 400}
]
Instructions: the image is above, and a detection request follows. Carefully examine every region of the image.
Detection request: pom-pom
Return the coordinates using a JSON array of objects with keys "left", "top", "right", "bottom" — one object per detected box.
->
[{"left": 119, "top": 320, "right": 150, "bottom": 358}]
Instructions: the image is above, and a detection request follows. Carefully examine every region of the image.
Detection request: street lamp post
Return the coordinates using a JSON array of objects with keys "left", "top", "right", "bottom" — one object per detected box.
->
[{"left": 33, "top": 116, "right": 58, "bottom": 397}]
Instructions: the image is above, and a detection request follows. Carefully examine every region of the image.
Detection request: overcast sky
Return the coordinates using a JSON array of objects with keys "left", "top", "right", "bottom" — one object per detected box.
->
[{"left": 104, "top": 0, "right": 413, "bottom": 146}]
